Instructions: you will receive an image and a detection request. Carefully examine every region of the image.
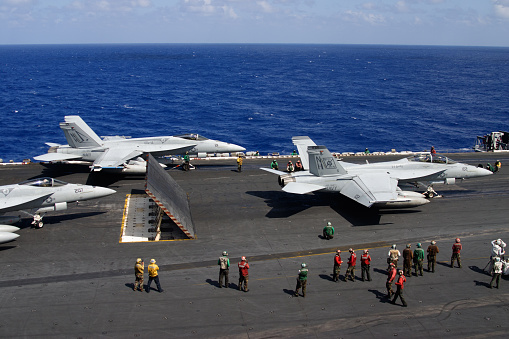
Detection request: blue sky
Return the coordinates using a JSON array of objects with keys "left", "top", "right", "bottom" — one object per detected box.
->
[{"left": 0, "top": 0, "right": 508, "bottom": 46}]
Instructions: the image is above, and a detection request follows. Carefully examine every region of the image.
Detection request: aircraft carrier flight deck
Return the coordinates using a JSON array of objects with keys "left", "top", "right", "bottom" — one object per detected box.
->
[{"left": 0, "top": 152, "right": 508, "bottom": 338}]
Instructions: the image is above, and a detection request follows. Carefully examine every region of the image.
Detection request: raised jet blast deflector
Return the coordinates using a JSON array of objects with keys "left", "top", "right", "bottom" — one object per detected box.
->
[{"left": 145, "top": 154, "right": 196, "bottom": 239}]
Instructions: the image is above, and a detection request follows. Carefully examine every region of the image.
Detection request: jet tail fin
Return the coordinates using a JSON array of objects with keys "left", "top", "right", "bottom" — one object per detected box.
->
[
  {"left": 292, "top": 136, "right": 316, "bottom": 170},
  {"left": 60, "top": 115, "right": 103, "bottom": 148},
  {"left": 308, "top": 146, "right": 347, "bottom": 177}
]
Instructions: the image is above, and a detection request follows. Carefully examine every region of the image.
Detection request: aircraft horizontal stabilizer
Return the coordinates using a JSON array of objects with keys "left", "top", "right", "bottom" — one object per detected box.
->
[
  {"left": 45, "top": 142, "right": 61, "bottom": 147},
  {"left": 260, "top": 168, "right": 287, "bottom": 175},
  {"left": 34, "top": 153, "right": 83, "bottom": 162},
  {"left": 283, "top": 182, "right": 325, "bottom": 194}
]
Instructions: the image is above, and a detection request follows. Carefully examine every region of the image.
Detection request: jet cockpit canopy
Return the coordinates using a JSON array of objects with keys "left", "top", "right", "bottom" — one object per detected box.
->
[
  {"left": 19, "top": 177, "right": 67, "bottom": 187},
  {"left": 174, "top": 134, "right": 209, "bottom": 141},
  {"left": 406, "top": 153, "right": 456, "bottom": 164}
]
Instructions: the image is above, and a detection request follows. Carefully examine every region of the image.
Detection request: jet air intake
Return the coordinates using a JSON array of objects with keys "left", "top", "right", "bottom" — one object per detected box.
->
[{"left": 36, "top": 202, "right": 68, "bottom": 214}]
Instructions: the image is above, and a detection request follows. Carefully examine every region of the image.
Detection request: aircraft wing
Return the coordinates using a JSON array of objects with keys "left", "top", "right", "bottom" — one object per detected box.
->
[
  {"left": 93, "top": 148, "right": 144, "bottom": 169},
  {"left": 34, "top": 153, "right": 83, "bottom": 162},
  {"left": 340, "top": 173, "right": 398, "bottom": 208},
  {"left": 0, "top": 193, "right": 53, "bottom": 211},
  {"left": 394, "top": 168, "right": 445, "bottom": 181},
  {"left": 260, "top": 168, "right": 287, "bottom": 175},
  {"left": 283, "top": 182, "right": 325, "bottom": 194},
  {"left": 93, "top": 144, "right": 197, "bottom": 169},
  {"left": 138, "top": 144, "right": 196, "bottom": 154}
]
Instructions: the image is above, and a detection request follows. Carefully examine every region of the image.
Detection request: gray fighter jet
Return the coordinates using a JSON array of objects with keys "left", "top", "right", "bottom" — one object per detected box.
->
[
  {"left": 262, "top": 136, "right": 493, "bottom": 209},
  {"left": 34, "top": 115, "right": 246, "bottom": 174},
  {"left": 0, "top": 177, "right": 116, "bottom": 238}
]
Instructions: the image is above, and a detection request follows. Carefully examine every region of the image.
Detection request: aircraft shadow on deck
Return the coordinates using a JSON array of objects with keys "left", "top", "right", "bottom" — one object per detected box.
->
[{"left": 246, "top": 191, "right": 422, "bottom": 226}]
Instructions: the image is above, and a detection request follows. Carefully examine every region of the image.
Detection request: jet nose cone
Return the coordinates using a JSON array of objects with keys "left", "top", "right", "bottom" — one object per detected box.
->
[
  {"left": 474, "top": 167, "right": 494, "bottom": 177},
  {"left": 94, "top": 186, "right": 117, "bottom": 198}
]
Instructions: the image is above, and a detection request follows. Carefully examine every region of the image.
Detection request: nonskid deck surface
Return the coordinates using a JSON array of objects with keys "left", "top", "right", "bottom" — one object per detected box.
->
[{"left": 0, "top": 153, "right": 508, "bottom": 338}]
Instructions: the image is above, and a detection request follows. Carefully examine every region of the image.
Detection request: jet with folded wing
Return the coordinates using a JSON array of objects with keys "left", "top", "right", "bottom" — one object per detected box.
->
[
  {"left": 0, "top": 177, "right": 116, "bottom": 239},
  {"left": 35, "top": 115, "right": 246, "bottom": 174},
  {"left": 262, "top": 137, "right": 493, "bottom": 209}
]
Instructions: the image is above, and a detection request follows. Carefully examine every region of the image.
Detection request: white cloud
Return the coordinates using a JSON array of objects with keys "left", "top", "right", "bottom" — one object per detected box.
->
[
  {"left": 343, "top": 10, "right": 386, "bottom": 25},
  {"left": 257, "top": 1, "right": 275, "bottom": 14},
  {"left": 493, "top": 0, "right": 509, "bottom": 19}
]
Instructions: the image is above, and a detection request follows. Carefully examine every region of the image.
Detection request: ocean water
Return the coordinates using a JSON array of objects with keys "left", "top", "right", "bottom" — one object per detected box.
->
[{"left": 1, "top": 44, "right": 508, "bottom": 162}]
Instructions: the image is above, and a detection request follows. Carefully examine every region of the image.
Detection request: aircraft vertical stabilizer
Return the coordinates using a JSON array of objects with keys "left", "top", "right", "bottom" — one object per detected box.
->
[
  {"left": 60, "top": 115, "right": 103, "bottom": 148},
  {"left": 292, "top": 136, "right": 316, "bottom": 170},
  {"left": 308, "top": 146, "right": 347, "bottom": 177}
]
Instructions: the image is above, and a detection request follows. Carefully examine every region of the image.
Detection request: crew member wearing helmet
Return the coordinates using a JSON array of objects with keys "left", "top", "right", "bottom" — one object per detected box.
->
[
  {"left": 427, "top": 240, "right": 439, "bottom": 273},
  {"left": 387, "top": 244, "right": 401, "bottom": 270},
  {"left": 147, "top": 259, "right": 163, "bottom": 293},
  {"left": 295, "top": 160, "right": 303, "bottom": 171},
  {"left": 490, "top": 257, "right": 503, "bottom": 289},
  {"left": 386, "top": 263, "right": 397, "bottom": 298},
  {"left": 391, "top": 270, "right": 408, "bottom": 307},
  {"left": 287, "top": 161, "right": 294, "bottom": 173},
  {"left": 360, "top": 249, "right": 372, "bottom": 282},
  {"left": 402, "top": 244, "right": 413, "bottom": 277},
  {"left": 238, "top": 256, "right": 249, "bottom": 292},
  {"left": 133, "top": 258, "right": 144, "bottom": 292},
  {"left": 237, "top": 155, "right": 243, "bottom": 173},
  {"left": 218, "top": 251, "right": 230, "bottom": 288},
  {"left": 343, "top": 248, "right": 357, "bottom": 282},
  {"left": 323, "top": 222, "right": 334, "bottom": 240},
  {"left": 294, "top": 263, "right": 308, "bottom": 297},
  {"left": 487, "top": 238, "right": 506, "bottom": 273},
  {"left": 270, "top": 159, "right": 279, "bottom": 170},
  {"left": 451, "top": 238, "right": 462, "bottom": 268},
  {"left": 413, "top": 243, "right": 425, "bottom": 276},
  {"left": 183, "top": 152, "right": 190, "bottom": 171},
  {"left": 332, "top": 250, "right": 343, "bottom": 282}
]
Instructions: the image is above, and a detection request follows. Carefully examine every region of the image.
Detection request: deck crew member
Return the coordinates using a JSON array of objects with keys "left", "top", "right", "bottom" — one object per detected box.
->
[
  {"left": 391, "top": 270, "right": 408, "bottom": 307},
  {"left": 287, "top": 161, "right": 294, "bottom": 172},
  {"left": 295, "top": 160, "right": 303, "bottom": 171},
  {"left": 294, "top": 263, "right": 308, "bottom": 297},
  {"left": 270, "top": 160, "right": 278, "bottom": 170},
  {"left": 332, "top": 250, "right": 343, "bottom": 282},
  {"left": 402, "top": 244, "right": 413, "bottom": 277},
  {"left": 451, "top": 238, "right": 462, "bottom": 268},
  {"left": 183, "top": 152, "right": 190, "bottom": 171},
  {"left": 427, "top": 240, "right": 439, "bottom": 273},
  {"left": 361, "top": 249, "right": 372, "bottom": 281},
  {"left": 218, "top": 251, "right": 230, "bottom": 288},
  {"left": 237, "top": 155, "right": 243, "bottom": 172},
  {"left": 388, "top": 244, "right": 401, "bottom": 269},
  {"left": 343, "top": 248, "right": 356, "bottom": 282},
  {"left": 323, "top": 222, "right": 334, "bottom": 240},
  {"left": 490, "top": 257, "right": 504, "bottom": 289},
  {"left": 147, "top": 259, "right": 163, "bottom": 293},
  {"left": 238, "top": 256, "right": 249, "bottom": 292},
  {"left": 413, "top": 243, "right": 425, "bottom": 276},
  {"left": 386, "top": 263, "right": 397, "bottom": 298},
  {"left": 487, "top": 238, "right": 506, "bottom": 273},
  {"left": 134, "top": 258, "right": 144, "bottom": 292}
]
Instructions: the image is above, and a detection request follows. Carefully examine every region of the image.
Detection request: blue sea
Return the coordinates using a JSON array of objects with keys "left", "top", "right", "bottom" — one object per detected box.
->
[{"left": 1, "top": 44, "right": 508, "bottom": 162}]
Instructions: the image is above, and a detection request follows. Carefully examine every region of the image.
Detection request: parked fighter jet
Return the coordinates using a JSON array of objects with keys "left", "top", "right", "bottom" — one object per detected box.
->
[
  {"left": 34, "top": 115, "right": 246, "bottom": 174},
  {"left": 0, "top": 177, "right": 116, "bottom": 232},
  {"left": 262, "top": 137, "right": 493, "bottom": 209}
]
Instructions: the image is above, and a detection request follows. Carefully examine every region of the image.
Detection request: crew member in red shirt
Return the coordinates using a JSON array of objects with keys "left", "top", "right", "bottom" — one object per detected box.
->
[
  {"left": 391, "top": 270, "right": 407, "bottom": 307},
  {"left": 238, "top": 256, "right": 250, "bottom": 292},
  {"left": 333, "top": 250, "right": 343, "bottom": 282},
  {"left": 361, "top": 249, "right": 372, "bottom": 281},
  {"left": 386, "top": 263, "right": 397, "bottom": 298},
  {"left": 343, "top": 248, "right": 356, "bottom": 282},
  {"left": 451, "top": 238, "right": 462, "bottom": 268}
]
